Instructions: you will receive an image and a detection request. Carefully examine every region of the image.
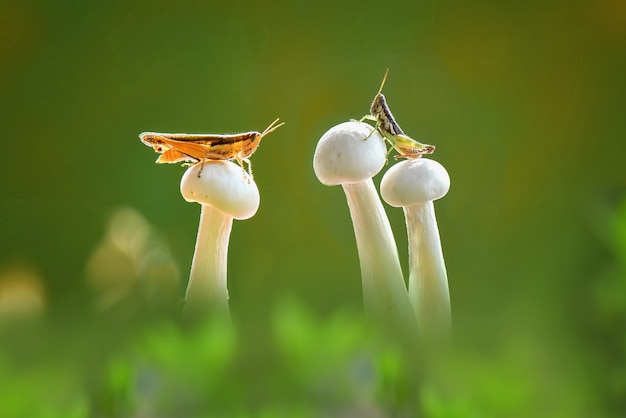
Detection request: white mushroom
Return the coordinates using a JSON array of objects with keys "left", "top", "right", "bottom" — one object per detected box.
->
[
  {"left": 180, "top": 161, "right": 260, "bottom": 321},
  {"left": 380, "top": 158, "right": 451, "bottom": 340},
  {"left": 313, "top": 121, "right": 416, "bottom": 333}
]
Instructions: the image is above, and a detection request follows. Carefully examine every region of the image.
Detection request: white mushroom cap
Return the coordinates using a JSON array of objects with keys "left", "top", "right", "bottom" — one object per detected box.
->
[
  {"left": 313, "top": 121, "right": 387, "bottom": 185},
  {"left": 180, "top": 161, "right": 260, "bottom": 220},
  {"left": 381, "top": 158, "right": 450, "bottom": 207}
]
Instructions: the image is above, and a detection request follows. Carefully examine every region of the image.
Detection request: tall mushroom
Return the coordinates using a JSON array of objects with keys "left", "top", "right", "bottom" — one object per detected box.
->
[
  {"left": 380, "top": 158, "right": 451, "bottom": 340},
  {"left": 313, "top": 121, "right": 416, "bottom": 334},
  {"left": 180, "top": 160, "right": 260, "bottom": 321}
]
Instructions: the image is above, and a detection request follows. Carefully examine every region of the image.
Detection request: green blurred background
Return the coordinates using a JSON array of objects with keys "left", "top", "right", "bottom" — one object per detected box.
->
[{"left": 1, "top": 0, "right": 625, "bottom": 416}]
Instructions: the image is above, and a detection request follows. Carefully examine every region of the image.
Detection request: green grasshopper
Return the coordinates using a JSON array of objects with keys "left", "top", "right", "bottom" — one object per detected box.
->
[{"left": 361, "top": 69, "right": 435, "bottom": 159}]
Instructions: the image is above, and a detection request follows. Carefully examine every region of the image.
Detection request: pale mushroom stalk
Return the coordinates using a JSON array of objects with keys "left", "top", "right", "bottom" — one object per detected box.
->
[
  {"left": 185, "top": 204, "right": 233, "bottom": 320},
  {"left": 314, "top": 121, "right": 417, "bottom": 333},
  {"left": 381, "top": 158, "right": 451, "bottom": 340},
  {"left": 180, "top": 161, "right": 260, "bottom": 322},
  {"left": 404, "top": 201, "right": 450, "bottom": 339},
  {"left": 343, "top": 180, "right": 415, "bottom": 330}
]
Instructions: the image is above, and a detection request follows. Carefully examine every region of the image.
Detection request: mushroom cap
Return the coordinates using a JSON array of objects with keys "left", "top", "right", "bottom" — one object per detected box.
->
[
  {"left": 313, "top": 121, "right": 387, "bottom": 185},
  {"left": 380, "top": 158, "right": 450, "bottom": 207},
  {"left": 180, "top": 161, "right": 260, "bottom": 220}
]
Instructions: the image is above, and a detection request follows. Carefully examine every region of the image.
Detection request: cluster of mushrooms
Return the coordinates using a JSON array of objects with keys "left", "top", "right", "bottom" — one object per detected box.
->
[
  {"left": 313, "top": 122, "right": 451, "bottom": 341},
  {"left": 140, "top": 84, "right": 451, "bottom": 343}
]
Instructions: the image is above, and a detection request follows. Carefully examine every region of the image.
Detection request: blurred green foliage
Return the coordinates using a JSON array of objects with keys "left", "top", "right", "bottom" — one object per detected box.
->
[{"left": 1, "top": 0, "right": 625, "bottom": 416}]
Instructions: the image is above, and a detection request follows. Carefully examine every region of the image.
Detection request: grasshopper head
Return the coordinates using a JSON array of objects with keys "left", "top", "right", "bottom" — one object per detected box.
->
[{"left": 238, "top": 118, "right": 285, "bottom": 160}]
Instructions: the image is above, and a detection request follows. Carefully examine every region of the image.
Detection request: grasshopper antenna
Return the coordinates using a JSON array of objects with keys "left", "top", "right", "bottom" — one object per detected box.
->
[
  {"left": 261, "top": 118, "right": 285, "bottom": 137},
  {"left": 376, "top": 68, "right": 390, "bottom": 96}
]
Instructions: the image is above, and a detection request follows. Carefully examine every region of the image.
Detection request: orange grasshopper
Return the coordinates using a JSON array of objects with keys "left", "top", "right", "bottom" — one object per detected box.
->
[{"left": 139, "top": 118, "right": 284, "bottom": 177}]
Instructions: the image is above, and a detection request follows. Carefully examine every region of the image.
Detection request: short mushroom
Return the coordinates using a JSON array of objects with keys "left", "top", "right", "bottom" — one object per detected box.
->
[
  {"left": 180, "top": 160, "right": 260, "bottom": 321},
  {"left": 313, "top": 121, "right": 416, "bottom": 333},
  {"left": 380, "top": 158, "right": 451, "bottom": 340}
]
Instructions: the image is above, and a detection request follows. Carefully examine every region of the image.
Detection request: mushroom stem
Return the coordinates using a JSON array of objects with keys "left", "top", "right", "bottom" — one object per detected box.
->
[
  {"left": 380, "top": 158, "right": 452, "bottom": 341},
  {"left": 404, "top": 202, "right": 451, "bottom": 340},
  {"left": 179, "top": 161, "right": 260, "bottom": 322},
  {"left": 342, "top": 180, "right": 417, "bottom": 332},
  {"left": 184, "top": 204, "right": 233, "bottom": 321}
]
